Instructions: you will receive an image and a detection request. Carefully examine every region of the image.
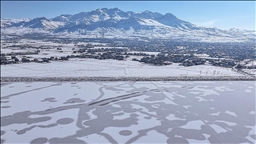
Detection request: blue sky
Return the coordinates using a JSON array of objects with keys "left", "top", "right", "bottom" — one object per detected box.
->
[{"left": 1, "top": 1, "right": 255, "bottom": 30}]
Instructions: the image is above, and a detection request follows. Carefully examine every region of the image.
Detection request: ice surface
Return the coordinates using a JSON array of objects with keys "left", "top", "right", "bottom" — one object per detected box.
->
[
  {"left": 209, "top": 124, "right": 228, "bottom": 133},
  {"left": 180, "top": 120, "right": 205, "bottom": 130},
  {"left": 1, "top": 81, "right": 255, "bottom": 143},
  {"left": 215, "top": 120, "right": 237, "bottom": 126},
  {"left": 131, "top": 130, "right": 169, "bottom": 143},
  {"left": 210, "top": 112, "right": 221, "bottom": 116},
  {"left": 166, "top": 114, "right": 186, "bottom": 121},
  {"left": 225, "top": 110, "right": 238, "bottom": 117}
]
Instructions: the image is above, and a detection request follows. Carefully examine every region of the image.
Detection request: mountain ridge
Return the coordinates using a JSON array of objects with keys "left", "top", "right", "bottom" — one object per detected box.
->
[{"left": 1, "top": 8, "right": 255, "bottom": 42}]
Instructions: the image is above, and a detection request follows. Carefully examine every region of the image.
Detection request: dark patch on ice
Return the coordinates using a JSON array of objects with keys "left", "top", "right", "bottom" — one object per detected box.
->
[
  {"left": 1, "top": 106, "right": 10, "bottom": 108},
  {"left": 63, "top": 98, "right": 85, "bottom": 104},
  {"left": 112, "top": 112, "right": 124, "bottom": 116},
  {"left": 1, "top": 101, "right": 9, "bottom": 103},
  {"left": 98, "top": 133, "right": 118, "bottom": 143},
  {"left": 74, "top": 93, "right": 78, "bottom": 96},
  {"left": 48, "top": 137, "right": 86, "bottom": 144},
  {"left": 1, "top": 139, "right": 5, "bottom": 144},
  {"left": 33, "top": 103, "right": 84, "bottom": 115},
  {"left": 30, "top": 137, "right": 48, "bottom": 144},
  {"left": 8, "top": 86, "right": 14, "bottom": 88},
  {"left": 26, "top": 85, "right": 32, "bottom": 87},
  {"left": 38, "top": 123, "right": 58, "bottom": 128},
  {"left": 149, "top": 89, "right": 161, "bottom": 92},
  {"left": 188, "top": 86, "right": 194, "bottom": 89},
  {"left": 17, "top": 125, "right": 37, "bottom": 135},
  {"left": 104, "top": 86, "right": 124, "bottom": 91},
  {"left": 89, "top": 92, "right": 142, "bottom": 106},
  {"left": 57, "top": 118, "right": 74, "bottom": 125},
  {"left": 10, "top": 129, "right": 17, "bottom": 132},
  {"left": 1, "top": 131, "right": 5, "bottom": 136},
  {"left": 1, "top": 83, "right": 62, "bottom": 100},
  {"left": 144, "top": 116, "right": 151, "bottom": 119},
  {"left": 172, "top": 128, "right": 206, "bottom": 140},
  {"left": 251, "top": 135, "right": 256, "bottom": 140},
  {"left": 89, "top": 87, "right": 105, "bottom": 103},
  {"left": 167, "top": 137, "right": 189, "bottom": 143},
  {"left": 119, "top": 130, "right": 132, "bottom": 136},
  {"left": 1, "top": 111, "right": 51, "bottom": 127},
  {"left": 130, "top": 113, "right": 138, "bottom": 117},
  {"left": 41, "top": 98, "right": 57, "bottom": 102},
  {"left": 208, "top": 135, "right": 224, "bottom": 143}
]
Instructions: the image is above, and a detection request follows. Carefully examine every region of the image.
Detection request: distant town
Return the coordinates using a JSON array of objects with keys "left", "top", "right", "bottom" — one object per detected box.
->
[{"left": 1, "top": 37, "right": 255, "bottom": 72}]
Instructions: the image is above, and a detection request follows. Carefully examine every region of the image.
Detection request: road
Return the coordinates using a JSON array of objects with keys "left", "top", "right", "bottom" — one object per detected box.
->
[{"left": 1, "top": 76, "right": 255, "bottom": 82}]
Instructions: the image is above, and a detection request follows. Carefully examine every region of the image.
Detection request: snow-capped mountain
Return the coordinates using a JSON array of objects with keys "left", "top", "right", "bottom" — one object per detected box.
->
[
  {"left": 1, "top": 18, "right": 31, "bottom": 28},
  {"left": 10, "top": 17, "right": 64, "bottom": 30},
  {"left": 1, "top": 8, "right": 255, "bottom": 42},
  {"left": 51, "top": 14, "right": 72, "bottom": 22}
]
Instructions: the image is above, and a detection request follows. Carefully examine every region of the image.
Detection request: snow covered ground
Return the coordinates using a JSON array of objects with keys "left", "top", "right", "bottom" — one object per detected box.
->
[
  {"left": 243, "top": 69, "right": 256, "bottom": 76},
  {"left": 0, "top": 49, "right": 29, "bottom": 54},
  {"left": 94, "top": 46, "right": 128, "bottom": 49},
  {"left": 245, "top": 60, "right": 256, "bottom": 67},
  {"left": 1, "top": 58, "right": 242, "bottom": 77},
  {"left": 1, "top": 81, "right": 255, "bottom": 143}
]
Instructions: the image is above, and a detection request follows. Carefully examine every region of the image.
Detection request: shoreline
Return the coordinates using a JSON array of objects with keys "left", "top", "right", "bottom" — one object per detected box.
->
[{"left": 1, "top": 76, "right": 255, "bottom": 82}]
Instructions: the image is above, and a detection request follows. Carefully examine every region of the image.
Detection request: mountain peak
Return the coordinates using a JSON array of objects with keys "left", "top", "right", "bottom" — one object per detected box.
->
[
  {"left": 112, "top": 7, "right": 121, "bottom": 11},
  {"left": 98, "top": 8, "right": 122, "bottom": 12},
  {"left": 35, "top": 17, "right": 48, "bottom": 20},
  {"left": 143, "top": 10, "right": 151, "bottom": 13},
  {"left": 95, "top": 8, "right": 104, "bottom": 13},
  {"left": 163, "top": 13, "right": 177, "bottom": 19}
]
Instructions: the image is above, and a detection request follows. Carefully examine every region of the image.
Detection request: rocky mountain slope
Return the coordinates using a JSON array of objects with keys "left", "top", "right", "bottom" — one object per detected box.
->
[{"left": 1, "top": 8, "right": 255, "bottom": 42}]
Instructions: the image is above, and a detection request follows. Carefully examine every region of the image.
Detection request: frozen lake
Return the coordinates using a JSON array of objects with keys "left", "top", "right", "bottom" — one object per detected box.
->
[{"left": 1, "top": 81, "right": 255, "bottom": 143}]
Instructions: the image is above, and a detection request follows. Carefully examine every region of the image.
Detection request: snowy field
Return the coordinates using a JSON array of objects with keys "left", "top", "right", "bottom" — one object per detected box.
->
[
  {"left": 245, "top": 60, "right": 256, "bottom": 67},
  {"left": 1, "top": 39, "right": 77, "bottom": 58},
  {"left": 1, "top": 39, "right": 145, "bottom": 59},
  {"left": 243, "top": 69, "right": 256, "bottom": 76},
  {"left": 1, "top": 81, "right": 255, "bottom": 143},
  {"left": 0, "top": 49, "right": 29, "bottom": 54},
  {"left": 1, "top": 58, "right": 242, "bottom": 77}
]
